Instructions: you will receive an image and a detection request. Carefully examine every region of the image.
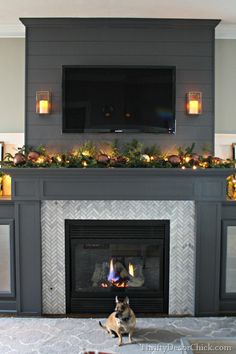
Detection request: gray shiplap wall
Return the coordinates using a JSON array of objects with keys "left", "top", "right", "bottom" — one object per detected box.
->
[{"left": 21, "top": 18, "right": 220, "bottom": 152}]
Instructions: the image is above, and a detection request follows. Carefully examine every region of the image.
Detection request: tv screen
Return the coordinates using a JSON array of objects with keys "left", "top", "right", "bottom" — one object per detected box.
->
[{"left": 62, "top": 66, "right": 176, "bottom": 133}]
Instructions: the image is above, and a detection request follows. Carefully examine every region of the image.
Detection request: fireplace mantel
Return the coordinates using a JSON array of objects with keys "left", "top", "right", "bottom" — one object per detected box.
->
[
  {"left": 2, "top": 168, "right": 235, "bottom": 202},
  {"left": 1, "top": 167, "right": 236, "bottom": 317}
]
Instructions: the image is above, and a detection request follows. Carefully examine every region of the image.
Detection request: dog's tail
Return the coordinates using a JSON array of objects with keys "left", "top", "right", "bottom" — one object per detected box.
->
[{"left": 99, "top": 321, "right": 107, "bottom": 330}]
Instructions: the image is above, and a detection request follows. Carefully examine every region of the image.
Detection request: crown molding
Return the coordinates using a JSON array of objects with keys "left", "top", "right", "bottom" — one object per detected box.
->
[
  {"left": 0, "top": 24, "right": 25, "bottom": 38},
  {"left": 215, "top": 24, "right": 236, "bottom": 39},
  {"left": 0, "top": 21, "right": 235, "bottom": 39}
]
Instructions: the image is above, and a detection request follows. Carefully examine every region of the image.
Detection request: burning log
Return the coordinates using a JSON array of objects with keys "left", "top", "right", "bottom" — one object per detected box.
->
[
  {"left": 91, "top": 262, "right": 108, "bottom": 287},
  {"left": 91, "top": 258, "right": 145, "bottom": 288}
]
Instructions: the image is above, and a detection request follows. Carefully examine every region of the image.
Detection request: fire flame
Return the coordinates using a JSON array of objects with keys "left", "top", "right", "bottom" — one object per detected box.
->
[
  {"left": 129, "top": 263, "right": 134, "bottom": 277},
  {"left": 101, "top": 258, "right": 134, "bottom": 288},
  {"left": 101, "top": 283, "right": 108, "bottom": 288},
  {"left": 107, "top": 259, "right": 120, "bottom": 283},
  {"left": 100, "top": 259, "right": 135, "bottom": 288}
]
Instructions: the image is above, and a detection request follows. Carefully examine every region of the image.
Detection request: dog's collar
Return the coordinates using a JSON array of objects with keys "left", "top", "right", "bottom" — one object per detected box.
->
[{"left": 121, "top": 316, "right": 131, "bottom": 322}]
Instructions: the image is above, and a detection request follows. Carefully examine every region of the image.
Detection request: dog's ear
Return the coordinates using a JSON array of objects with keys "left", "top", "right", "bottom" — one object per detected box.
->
[
  {"left": 115, "top": 296, "right": 119, "bottom": 303},
  {"left": 123, "top": 296, "right": 129, "bottom": 305}
]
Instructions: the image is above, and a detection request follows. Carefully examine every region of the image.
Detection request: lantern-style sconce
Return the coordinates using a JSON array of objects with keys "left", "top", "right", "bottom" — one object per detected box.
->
[
  {"left": 36, "top": 91, "right": 51, "bottom": 114},
  {"left": 186, "top": 92, "right": 202, "bottom": 115}
]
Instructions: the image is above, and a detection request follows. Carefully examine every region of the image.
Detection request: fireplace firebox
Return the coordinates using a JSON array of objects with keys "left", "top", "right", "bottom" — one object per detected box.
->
[{"left": 65, "top": 220, "right": 169, "bottom": 313}]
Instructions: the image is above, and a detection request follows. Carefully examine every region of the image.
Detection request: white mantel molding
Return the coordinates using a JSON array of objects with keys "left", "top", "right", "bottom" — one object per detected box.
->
[
  {"left": 0, "top": 24, "right": 25, "bottom": 38},
  {"left": 215, "top": 24, "right": 236, "bottom": 39}
]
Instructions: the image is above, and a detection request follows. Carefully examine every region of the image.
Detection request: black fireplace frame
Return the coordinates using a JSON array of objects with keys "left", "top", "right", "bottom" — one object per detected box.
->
[{"left": 65, "top": 219, "right": 170, "bottom": 314}]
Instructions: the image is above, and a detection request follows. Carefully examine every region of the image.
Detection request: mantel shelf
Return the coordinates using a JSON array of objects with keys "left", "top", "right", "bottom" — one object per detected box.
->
[
  {"left": 1, "top": 167, "right": 235, "bottom": 202},
  {"left": 1, "top": 167, "right": 236, "bottom": 177}
]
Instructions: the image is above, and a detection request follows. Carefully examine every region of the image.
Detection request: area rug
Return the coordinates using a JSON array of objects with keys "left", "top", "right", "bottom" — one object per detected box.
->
[{"left": 0, "top": 317, "right": 236, "bottom": 354}]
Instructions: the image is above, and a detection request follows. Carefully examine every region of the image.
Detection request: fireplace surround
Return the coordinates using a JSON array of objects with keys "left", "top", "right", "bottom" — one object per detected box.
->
[
  {"left": 41, "top": 199, "right": 195, "bottom": 315},
  {"left": 1, "top": 167, "right": 236, "bottom": 316}
]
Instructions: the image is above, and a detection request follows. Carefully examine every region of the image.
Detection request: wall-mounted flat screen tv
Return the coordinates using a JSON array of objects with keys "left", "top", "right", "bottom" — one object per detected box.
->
[{"left": 62, "top": 66, "right": 176, "bottom": 134}]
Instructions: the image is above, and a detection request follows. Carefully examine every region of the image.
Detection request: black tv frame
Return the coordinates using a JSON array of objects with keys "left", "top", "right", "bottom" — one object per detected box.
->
[{"left": 62, "top": 65, "right": 176, "bottom": 134}]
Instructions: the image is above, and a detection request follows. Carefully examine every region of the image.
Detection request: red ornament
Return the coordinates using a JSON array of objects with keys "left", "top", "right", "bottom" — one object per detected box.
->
[
  {"left": 13, "top": 153, "right": 26, "bottom": 166},
  {"left": 28, "top": 151, "right": 40, "bottom": 161},
  {"left": 44, "top": 156, "right": 52, "bottom": 164},
  {"left": 110, "top": 156, "right": 127, "bottom": 166},
  {"left": 97, "top": 154, "right": 110, "bottom": 164},
  {"left": 191, "top": 153, "right": 200, "bottom": 162},
  {"left": 212, "top": 156, "right": 223, "bottom": 164},
  {"left": 168, "top": 155, "right": 181, "bottom": 166},
  {"left": 116, "top": 156, "right": 127, "bottom": 164}
]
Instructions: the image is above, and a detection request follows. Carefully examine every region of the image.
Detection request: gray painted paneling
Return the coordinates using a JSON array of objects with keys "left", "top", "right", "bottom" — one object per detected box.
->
[
  {"left": 27, "top": 27, "right": 214, "bottom": 43},
  {"left": 195, "top": 202, "right": 221, "bottom": 315},
  {"left": 27, "top": 70, "right": 213, "bottom": 86},
  {"left": 15, "top": 202, "right": 41, "bottom": 315},
  {"left": 0, "top": 203, "right": 16, "bottom": 313},
  {"left": 28, "top": 41, "right": 213, "bottom": 57},
  {"left": 22, "top": 18, "right": 218, "bottom": 152},
  {"left": 222, "top": 202, "right": 236, "bottom": 219},
  {"left": 27, "top": 55, "right": 212, "bottom": 70},
  {"left": 0, "top": 203, "right": 15, "bottom": 219}
]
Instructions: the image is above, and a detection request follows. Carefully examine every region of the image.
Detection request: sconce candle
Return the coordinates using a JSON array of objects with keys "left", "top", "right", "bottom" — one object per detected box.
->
[
  {"left": 36, "top": 91, "right": 51, "bottom": 115},
  {"left": 186, "top": 92, "right": 202, "bottom": 115},
  {"left": 39, "top": 100, "right": 49, "bottom": 114},
  {"left": 189, "top": 100, "right": 199, "bottom": 114}
]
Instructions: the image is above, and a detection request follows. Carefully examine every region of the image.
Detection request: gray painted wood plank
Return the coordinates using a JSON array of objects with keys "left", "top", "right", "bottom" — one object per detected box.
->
[
  {"left": 15, "top": 202, "right": 42, "bottom": 315},
  {"left": 27, "top": 82, "right": 213, "bottom": 100},
  {"left": 27, "top": 69, "right": 212, "bottom": 85},
  {"left": 28, "top": 27, "right": 214, "bottom": 43},
  {"left": 26, "top": 138, "right": 213, "bottom": 154},
  {"left": 28, "top": 41, "right": 213, "bottom": 57},
  {"left": 0, "top": 204, "right": 15, "bottom": 218},
  {"left": 195, "top": 202, "right": 221, "bottom": 315},
  {"left": 27, "top": 55, "right": 212, "bottom": 70}
]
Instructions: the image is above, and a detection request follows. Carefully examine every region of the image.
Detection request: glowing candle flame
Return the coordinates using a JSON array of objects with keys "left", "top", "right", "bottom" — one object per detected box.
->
[{"left": 36, "top": 157, "right": 45, "bottom": 164}]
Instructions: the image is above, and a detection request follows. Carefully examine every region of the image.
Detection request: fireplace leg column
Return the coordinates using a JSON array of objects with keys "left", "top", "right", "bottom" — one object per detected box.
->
[
  {"left": 15, "top": 201, "right": 42, "bottom": 315},
  {"left": 195, "top": 202, "right": 221, "bottom": 316}
]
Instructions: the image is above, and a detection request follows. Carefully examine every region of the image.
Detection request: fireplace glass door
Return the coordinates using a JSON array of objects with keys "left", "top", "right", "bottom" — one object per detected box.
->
[{"left": 66, "top": 220, "right": 169, "bottom": 313}]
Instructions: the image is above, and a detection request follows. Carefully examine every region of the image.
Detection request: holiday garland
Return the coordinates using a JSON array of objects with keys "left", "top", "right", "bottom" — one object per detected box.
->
[{"left": 1, "top": 140, "right": 235, "bottom": 169}]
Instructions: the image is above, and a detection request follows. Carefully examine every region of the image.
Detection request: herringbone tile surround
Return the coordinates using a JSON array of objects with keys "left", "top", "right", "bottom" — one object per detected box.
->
[{"left": 41, "top": 201, "right": 195, "bottom": 315}]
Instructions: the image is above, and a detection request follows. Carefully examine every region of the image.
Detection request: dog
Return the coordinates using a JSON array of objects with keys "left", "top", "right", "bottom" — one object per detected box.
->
[{"left": 99, "top": 296, "right": 136, "bottom": 346}]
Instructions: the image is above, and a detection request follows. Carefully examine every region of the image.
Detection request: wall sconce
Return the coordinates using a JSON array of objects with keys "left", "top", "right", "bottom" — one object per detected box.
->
[
  {"left": 36, "top": 91, "right": 51, "bottom": 114},
  {"left": 186, "top": 92, "right": 202, "bottom": 115}
]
